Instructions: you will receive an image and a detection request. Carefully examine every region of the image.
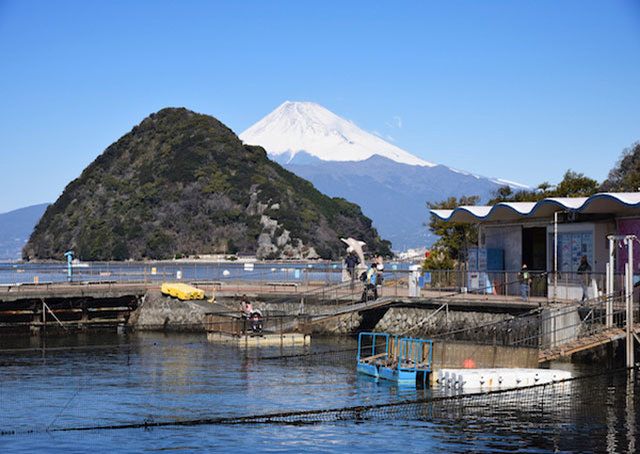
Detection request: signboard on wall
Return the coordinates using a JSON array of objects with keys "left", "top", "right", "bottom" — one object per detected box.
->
[
  {"left": 468, "top": 249, "right": 504, "bottom": 271},
  {"left": 554, "top": 232, "right": 593, "bottom": 272}
]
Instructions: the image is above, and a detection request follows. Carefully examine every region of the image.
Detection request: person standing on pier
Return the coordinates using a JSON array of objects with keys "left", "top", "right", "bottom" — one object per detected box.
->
[
  {"left": 345, "top": 252, "right": 359, "bottom": 288},
  {"left": 518, "top": 264, "right": 531, "bottom": 302},
  {"left": 375, "top": 256, "right": 384, "bottom": 297},
  {"left": 240, "top": 294, "right": 252, "bottom": 333},
  {"left": 577, "top": 256, "right": 592, "bottom": 301}
]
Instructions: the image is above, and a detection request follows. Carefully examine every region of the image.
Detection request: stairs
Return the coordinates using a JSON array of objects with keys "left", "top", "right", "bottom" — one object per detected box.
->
[{"left": 539, "top": 325, "right": 639, "bottom": 363}]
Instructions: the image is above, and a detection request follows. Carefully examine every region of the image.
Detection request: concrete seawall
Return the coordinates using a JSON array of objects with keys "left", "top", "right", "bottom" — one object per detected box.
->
[{"left": 310, "top": 307, "right": 515, "bottom": 340}]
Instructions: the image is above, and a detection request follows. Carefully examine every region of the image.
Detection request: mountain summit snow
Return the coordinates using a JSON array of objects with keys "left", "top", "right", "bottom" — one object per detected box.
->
[{"left": 240, "top": 101, "right": 435, "bottom": 167}]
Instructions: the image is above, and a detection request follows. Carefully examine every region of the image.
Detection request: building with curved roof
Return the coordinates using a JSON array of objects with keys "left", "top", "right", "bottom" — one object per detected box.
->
[
  {"left": 430, "top": 193, "right": 640, "bottom": 300},
  {"left": 430, "top": 193, "right": 640, "bottom": 224}
]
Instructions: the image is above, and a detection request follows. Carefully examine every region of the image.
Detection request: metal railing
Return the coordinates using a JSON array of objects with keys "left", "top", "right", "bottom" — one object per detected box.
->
[
  {"left": 430, "top": 289, "right": 636, "bottom": 351},
  {"left": 0, "top": 261, "right": 416, "bottom": 305},
  {"left": 1, "top": 259, "right": 630, "bottom": 309},
  {"left": 0, "top": 261, "right": 414, "bottom": 286},
  {"left": 422, "top": 269, "right": 624, "bottom": 302},
  {"left": 0, "top": 261, "right": 346, "bottom": 286},
  {"left": 204, "top": 312, "right": 312, "bottom": 335}
]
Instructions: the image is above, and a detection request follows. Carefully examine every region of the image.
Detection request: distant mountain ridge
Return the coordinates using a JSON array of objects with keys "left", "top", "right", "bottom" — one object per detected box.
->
[
  {"left": 277, "top": 153, "right": 509, "bottom": 249},
  {"left": 241, "top": 102, "right": 528, "bottom": 250},
  {"left": 0, "top": 203, "right": 49, "bottom": 261},
  {"left": 24, "top": 108, "right": 391, "bottom": 261}
]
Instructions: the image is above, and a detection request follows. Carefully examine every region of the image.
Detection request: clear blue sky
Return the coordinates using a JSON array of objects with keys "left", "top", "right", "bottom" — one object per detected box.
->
[{"left": 1, "top": 0, "right": 639, "bottom": 213}]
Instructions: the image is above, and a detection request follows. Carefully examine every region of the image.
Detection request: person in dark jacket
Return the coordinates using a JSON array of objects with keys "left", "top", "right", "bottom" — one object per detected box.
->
[
  {"left": 577, "top": 256, "right": 592, "bottom": 301},
  {"left": 345, "top": 252, "right": 359, "bottom": 288}
]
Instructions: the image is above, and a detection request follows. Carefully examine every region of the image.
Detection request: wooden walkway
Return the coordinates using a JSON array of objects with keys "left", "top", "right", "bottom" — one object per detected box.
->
[
  {"left": 309, "top": 297, "right": 396, "bottom": 325},
  {"left": 539, "top": 325, "right": 640, "bottom": 363}
]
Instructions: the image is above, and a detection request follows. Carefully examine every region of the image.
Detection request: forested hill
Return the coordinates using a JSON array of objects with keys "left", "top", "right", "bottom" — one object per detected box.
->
[{"left": 23, "top": 108, "right": 391, "bottom": 261}]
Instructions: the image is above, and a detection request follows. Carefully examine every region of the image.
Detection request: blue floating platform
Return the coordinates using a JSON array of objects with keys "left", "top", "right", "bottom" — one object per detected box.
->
[{"left": 356, "top": 332, "right": 433, "bottom": 386}]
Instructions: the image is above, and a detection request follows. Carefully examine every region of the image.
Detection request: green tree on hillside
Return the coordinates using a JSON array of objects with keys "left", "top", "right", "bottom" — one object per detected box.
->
[
  {"left": 601, "top": 141, "right": 640, "bottom": 192},
  {"left": 425, "top": 195, "right": 479, "bottom": 267},
  {"left": 23, "top": 108, "right": 392, "bottom": 261},
  {"left": 488, "top": 184, "right": 547, "bottom": 204},
  {"left": 489, "top": 170, "right": 599, "bottom": 204},
  {"left": 554, "top": 170, "right": 599, "bottom": 197}
]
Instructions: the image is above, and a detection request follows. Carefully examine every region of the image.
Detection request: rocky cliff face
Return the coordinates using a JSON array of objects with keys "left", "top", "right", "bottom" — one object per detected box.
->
[{"left": 23, "top": 108, "right": 391, "bottom": 260}]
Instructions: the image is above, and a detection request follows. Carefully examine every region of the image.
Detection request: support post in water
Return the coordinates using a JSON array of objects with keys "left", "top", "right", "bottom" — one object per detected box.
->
[
  {"left": 608, "top": 234, "right": 637, "bottom": 368},
  {"left": 626, "top": 236, "right": 634, "bottom": 368},
  {"left": 606, "top": 236, "right": 615, "bottom": 328}
]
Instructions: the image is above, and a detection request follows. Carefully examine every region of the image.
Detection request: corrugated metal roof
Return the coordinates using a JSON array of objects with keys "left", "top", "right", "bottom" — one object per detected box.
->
[{"left": 430, "top": 192, "right": 640, "bottom": 222}]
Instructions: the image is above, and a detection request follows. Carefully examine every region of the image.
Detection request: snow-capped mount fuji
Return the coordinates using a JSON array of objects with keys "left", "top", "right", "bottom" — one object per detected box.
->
[
  {"left": 240, "top": 101, "right": 435, "bottom": 167},
  {"left": 241, "top": 101, "right": 527, "bottom": 251}
]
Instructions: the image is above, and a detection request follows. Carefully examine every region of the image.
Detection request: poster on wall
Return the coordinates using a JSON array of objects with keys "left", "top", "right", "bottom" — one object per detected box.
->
[
  {"left": 478, "top": 249, "right": 487, "bottom": 271},
  {"left": 571, "top": 234, "right": 581, "bottom": 271},
  {"left": 560, "top": 234, "right": 571, "bottom": 271},
  {"left": 557, "top": 232, "right": 593, "bottom": 272}
]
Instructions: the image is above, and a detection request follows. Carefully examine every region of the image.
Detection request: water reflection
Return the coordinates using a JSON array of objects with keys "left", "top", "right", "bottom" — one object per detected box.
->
[
  {"left": 626, "top": 369, "right": 636, "bottom": 454},
  {"left": 0, "top": 332, "right": 638, "bottom": 453},
  {"left": 356, "top": 374, "right": 431, "bottom": 402}
]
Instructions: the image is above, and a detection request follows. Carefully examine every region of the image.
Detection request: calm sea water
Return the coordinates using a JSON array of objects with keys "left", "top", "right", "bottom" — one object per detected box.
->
[
  {"left": 0, "top": 261, "right": 412, "bottom": 286},
  {"left": 0, "top": 332, "right": 637, "bottom": 453}
]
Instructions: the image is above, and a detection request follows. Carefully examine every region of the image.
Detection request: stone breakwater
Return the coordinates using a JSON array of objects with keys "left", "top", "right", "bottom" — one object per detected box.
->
[
  {"left": 129, "top": 291, "right": 210, "bottom": 331},
  {"left": 374, "top": 308, "right": 510, "bottom": 338},
  {"left": 312, "top": 313, "right": 364, "bottom": 335},
  {"left": 312, "top": 307, "right": 513, "bottom": 339},
  {"left": 128, "top": 292, "right": 516, "bottom": 343}
]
